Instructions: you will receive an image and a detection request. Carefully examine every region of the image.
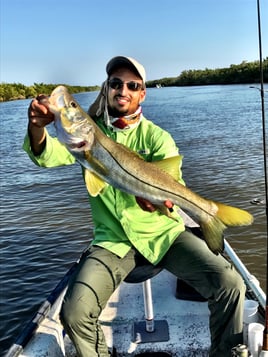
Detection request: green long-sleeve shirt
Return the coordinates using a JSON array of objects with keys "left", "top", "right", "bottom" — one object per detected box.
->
[{"left": 23, "top": 115, "right": 185, "bottom": 264}]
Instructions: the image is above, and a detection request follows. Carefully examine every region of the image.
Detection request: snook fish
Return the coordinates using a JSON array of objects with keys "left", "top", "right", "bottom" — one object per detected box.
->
[{"left": 48, "top": 85, "right": 253, "bottom": 254}]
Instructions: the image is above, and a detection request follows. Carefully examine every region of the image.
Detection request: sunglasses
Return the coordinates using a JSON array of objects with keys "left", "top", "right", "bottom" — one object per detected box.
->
[{"left": 108, "top": 78, "right": 143, "bottom": 91}]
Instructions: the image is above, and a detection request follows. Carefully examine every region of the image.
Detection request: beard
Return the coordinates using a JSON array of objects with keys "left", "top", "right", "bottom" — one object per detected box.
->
[
  {"left": 108, "top": 106, "right": 128, "bottom": 118},
  {"left": 107, "top": 95, "right": 130, "bottom": 118}
]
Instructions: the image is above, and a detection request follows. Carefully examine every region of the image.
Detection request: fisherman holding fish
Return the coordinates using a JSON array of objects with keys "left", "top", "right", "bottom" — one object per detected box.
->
[{"left": 25, "top": 56, "right": 249, "bottom": 357}]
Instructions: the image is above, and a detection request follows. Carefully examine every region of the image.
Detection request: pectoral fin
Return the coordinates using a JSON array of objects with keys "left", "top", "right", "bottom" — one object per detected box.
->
[
  {"left": 84, "top": 150, "right": 108, "bottom": 176},
  {"left": 84, "top": 169, "right": 107, "bottom": 196},
  {"left": 155, "top": 204, "right": 180, "bottom": 222}
]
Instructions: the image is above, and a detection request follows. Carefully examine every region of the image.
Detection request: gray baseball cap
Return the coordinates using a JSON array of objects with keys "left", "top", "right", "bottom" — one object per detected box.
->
[{"left": 106, "top": 56, "right": 146, "bottom": 84}]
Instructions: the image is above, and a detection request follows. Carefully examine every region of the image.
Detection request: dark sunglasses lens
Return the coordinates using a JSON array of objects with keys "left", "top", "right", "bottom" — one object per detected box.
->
[
  {"left": 109, "top": 79, "right": 142, "bottom": 91},
  {"left": 127, "top": 82, "right": 142, "bottom": 91},
  {"left": 109, "top": 79, "right": 123, "bottom": 90}
]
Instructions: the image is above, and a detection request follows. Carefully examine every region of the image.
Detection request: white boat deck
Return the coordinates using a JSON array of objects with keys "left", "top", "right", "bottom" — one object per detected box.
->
[
  {"left": 97, "top": 270, "right": 210, "bottom": 356},
  {"left": 21, "top": 270, "right": 210, "bottom": 357}
]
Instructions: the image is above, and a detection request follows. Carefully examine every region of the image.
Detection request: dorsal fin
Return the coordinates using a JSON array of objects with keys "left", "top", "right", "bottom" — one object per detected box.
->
[{"left": 152, "top": 155, "right": 183, "bottom": 181}]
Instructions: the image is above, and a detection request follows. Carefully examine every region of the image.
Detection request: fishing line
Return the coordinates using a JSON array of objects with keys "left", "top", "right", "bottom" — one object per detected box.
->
[
  {"left": 257, "top": 1, "right": 268, "bottom": 220},
  {"left": 256, "top": 0, "right": 268, "bottom": 353}
]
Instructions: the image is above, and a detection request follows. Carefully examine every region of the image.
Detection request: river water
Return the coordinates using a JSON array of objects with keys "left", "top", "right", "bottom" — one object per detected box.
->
[{"left": 0, "top": 84, "right": 267, "bottom": 354}]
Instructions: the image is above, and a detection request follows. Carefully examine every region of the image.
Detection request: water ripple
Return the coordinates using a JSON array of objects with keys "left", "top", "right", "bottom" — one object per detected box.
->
[{"left": 1, "top": 85, "right": 267, "bottom": 354}]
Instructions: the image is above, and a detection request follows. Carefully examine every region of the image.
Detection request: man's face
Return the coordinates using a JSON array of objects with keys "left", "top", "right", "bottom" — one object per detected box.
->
[{"left": 107, "top": 67, "right": 146, "bottom": 117}]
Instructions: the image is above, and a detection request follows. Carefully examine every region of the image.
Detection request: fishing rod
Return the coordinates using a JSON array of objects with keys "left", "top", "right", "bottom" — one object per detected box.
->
[
  {"left": 4, "top": 259, "right": 80, "bottom": 357},
  {"left": 255, "top": 0, "right": 268, "bottom": 355}
]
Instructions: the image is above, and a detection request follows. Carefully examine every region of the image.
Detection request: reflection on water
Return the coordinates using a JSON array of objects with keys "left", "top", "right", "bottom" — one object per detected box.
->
[{"left": 0, "top": 85, "right": 267, "bottom": 354}]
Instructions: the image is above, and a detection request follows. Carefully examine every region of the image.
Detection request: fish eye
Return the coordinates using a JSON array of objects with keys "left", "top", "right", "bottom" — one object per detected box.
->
[{"left": 70, "top": 101, "right": 77, "bottom": 108}]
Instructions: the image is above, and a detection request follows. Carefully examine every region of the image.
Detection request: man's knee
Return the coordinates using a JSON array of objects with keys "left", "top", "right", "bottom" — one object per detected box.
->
[
  {"left": 212, "top": 264, "right": 246, "bottom": 303},
  {"left": 223, "top": 265, "right": 245, "bottom": 293},
  {"left": 60, "top": 285, "right": 101, "bottom": 329}
]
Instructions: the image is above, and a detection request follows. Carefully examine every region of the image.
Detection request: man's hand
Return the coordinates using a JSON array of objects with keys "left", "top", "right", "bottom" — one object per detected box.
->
[
  {"left": 28, "top": 95, "right": 54, "bottom": 128},
  {"left": 27, "top": 95, "right": 55, "bottom": 156},
  {"left": 136, "top": 197, "right": 157, "bottom": 212},
  {"left": 135, "top": 197, "right": 174, "bottom": 212}
]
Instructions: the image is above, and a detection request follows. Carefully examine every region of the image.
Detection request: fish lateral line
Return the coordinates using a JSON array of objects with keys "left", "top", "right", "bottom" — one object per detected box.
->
[{"left": 89, "top": 140, "right": 218, "bottom": 216}]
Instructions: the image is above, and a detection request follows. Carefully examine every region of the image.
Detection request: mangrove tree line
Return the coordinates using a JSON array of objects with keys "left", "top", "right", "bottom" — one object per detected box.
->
[
  {"left": 146, "top": 58, "right": 268, "bottom": 87},
  {"left": 0, "top": 83, "right": 100, "bottom": 102},
  {"left": 1, "top": 59, "right": 267, "bottom": 101}
]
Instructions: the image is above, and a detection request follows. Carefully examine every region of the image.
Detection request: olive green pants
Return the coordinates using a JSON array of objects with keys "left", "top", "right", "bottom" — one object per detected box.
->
[{"left": 60, "top": 230, "right": 246, "bottom": 357}]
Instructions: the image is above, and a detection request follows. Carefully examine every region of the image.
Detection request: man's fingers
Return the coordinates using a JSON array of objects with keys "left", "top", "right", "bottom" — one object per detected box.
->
[
  {"left": 136, "top": 197, "right": 174, "bottom": 212},
  {"left": 28, "top": 97, "right": 54, "bottom": 128},
  {"left": 164, "top": 200, "right": 174, "bottom": 209},
  {"left": 135, "top": 197, "right": 156, "bottom": 212}
]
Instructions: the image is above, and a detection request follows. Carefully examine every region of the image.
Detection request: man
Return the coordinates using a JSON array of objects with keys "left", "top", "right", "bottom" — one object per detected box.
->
[{"left": 24, "top": 56, "right": 246, "bottom": 357}]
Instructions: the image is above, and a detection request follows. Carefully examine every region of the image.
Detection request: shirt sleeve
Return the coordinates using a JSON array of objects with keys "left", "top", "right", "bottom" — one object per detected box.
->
[{"left": 22, "top": 129, "right": 76, "bottom": 167}]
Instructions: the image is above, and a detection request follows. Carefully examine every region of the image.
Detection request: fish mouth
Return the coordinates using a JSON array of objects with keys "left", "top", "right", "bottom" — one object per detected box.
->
[
  {"left": 49, "top": 86, "right": 69, "bottom": 111},
  {"left": 70, "top": 141, "right": 88, "bottom": 149}
]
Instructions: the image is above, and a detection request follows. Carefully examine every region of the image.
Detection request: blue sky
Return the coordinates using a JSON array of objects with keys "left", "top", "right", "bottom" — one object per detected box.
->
[{"left": 1, "top": 0, "right": 267, "bottom": 86}]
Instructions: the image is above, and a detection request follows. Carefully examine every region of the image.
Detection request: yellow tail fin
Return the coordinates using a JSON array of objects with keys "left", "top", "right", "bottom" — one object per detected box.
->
[
  {"left": 200, "top": 202, "right": 253, "bottom": 255},
  {"left": 215, "top": 202, "right": 254, "bottom": 227},
  {"left": 200, "top": 217, "right": 226, "bottom": 255}
]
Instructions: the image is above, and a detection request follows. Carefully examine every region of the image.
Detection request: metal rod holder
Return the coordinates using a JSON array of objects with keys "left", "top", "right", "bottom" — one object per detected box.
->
[{"left": 132, "top": 279, "right": 169, "bottom": 343}]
